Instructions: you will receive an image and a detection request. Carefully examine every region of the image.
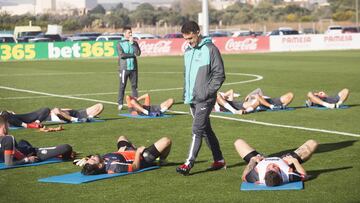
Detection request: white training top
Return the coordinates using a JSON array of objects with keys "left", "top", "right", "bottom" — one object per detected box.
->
[{"left": 256, "top": 157, "right": 290, "bottom": 184}]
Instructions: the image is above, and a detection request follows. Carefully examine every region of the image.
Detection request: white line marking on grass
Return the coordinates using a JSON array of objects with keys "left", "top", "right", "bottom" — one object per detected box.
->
[
  {"left": 0, "top": 72, "right": 115, "bottom": 77},
  {"left": 0, "top": 86, "right": 118, "bottom": 105},
  {"left": 0, "top": 72, "right": 262, "bottom": 100},
  {"left": 1, "top": 85, "right": 359, "bottom": 138}
]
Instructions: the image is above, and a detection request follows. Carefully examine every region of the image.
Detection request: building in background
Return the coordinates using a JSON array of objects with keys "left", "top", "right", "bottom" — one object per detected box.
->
[
  {"left": 209, "top": 0, "right": 239, "bottom": 10},
  {"left": 1, "top": 0, "right": 97, "bottom": 15},
  {"left": 0, "top": 3, "right": 35, "bottom": 15},
  {"left": 56, "top": 0, "right": 97, "bottom": 15},
  {"left": 35, "top": 0, "right": 56, "bottom": 14}
]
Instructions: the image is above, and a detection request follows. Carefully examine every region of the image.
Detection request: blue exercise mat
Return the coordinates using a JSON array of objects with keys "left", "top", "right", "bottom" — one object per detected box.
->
[
  {"left": 9, "top": 126, "right": 24, "bottom": 130},
  {"left": 212, "top": 111, "right": 233, "bottom": 115},
  {"left": 118, "top": 114, "right": 173, "bottom": 119},
  {"left": 240, "top": 181, "right": 303, "bottom": 191},
  {"left": 307, "top": 105, "right": 349, "bottom": 110},
  {"left": 256, "top": 107, "right": 295, "bottom": 112},
  {"left": 0, "top": 158, "right": 63, "bottom": 170},
  {"left": 38, "top": 166, "right": 160, "bottom": 184},
  {"left": 44, "top": 119, "right": 105, "bottom": 124}
]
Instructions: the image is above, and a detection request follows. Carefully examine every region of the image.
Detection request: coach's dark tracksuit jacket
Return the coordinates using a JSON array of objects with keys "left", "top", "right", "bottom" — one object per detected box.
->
[
  {"left": 117, "top": 39, "right": 141, "bottom": 71},
  {"left": 183, "top": 37, "right": 225, "bottom": 104},
  {"left": 183, "top": 37, "right": 226, "bottom": 167}
]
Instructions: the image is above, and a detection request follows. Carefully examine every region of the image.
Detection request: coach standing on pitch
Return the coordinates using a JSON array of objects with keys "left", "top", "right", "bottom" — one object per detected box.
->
[
  {"left": 116, "top": 26, "right": 141, "bottom": 111},
  {"left": 176, "top": 21, "right": 226, "bottom": 175}
]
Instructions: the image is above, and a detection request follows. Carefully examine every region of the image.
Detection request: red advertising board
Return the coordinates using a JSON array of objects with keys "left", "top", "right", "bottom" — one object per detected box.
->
[{"left": 137, "top": 36, "right": 270, "bottom": 56}]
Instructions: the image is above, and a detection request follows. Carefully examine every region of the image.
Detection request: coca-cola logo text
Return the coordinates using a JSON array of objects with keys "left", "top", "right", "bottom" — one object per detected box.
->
[
  {"left": 139, "top": 40, "right": 172, "bottom": 54},
  {"left": 225, "top": 38, "right": 258, "bottom": 51}
]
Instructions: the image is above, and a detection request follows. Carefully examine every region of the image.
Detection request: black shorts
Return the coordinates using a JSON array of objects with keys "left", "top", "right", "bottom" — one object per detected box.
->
[
  {"left": 67, "top": 109, "right": 88, "bottom": 119},
  {"left": 227, "top": 100, "right": 244, "bottom": 110},
  {"left": 243, "top": 151, "right": 260, "bottom": 163},
  {"left": 117, "top": 140, "right": 136, "bottom": 151},
  {"left": 243, "top": 150, "right": 303, "bottom": 164},
  {"left": 140, "top": 144, "right": 161, "bottom": 168},
  {"left": 321, "top": 95, "right": 340, "bottom": 104},
  {"left": 142, "top": 105, "right": 162, "bottom": 116},
  {"left": 265, "top": 97, "right": 282, "bottom": 106}
]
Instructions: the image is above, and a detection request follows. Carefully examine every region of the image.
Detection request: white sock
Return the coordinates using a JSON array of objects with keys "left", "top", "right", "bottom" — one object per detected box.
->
[
  {"left": 214, "top": 103, "right": 220, "bottom": 112},
  {"left": 337, "top": 101, "right": 343, "bottom": 106},
  {"left": 224, "top": 103, "right": 237, "bottom": 114},
  {"left": 160, "top": 107, "right": 168, "bottom": 113},
  {"left": 71, "top": 117, "right": 78, "bottom": 122},
  {"left": 143, "top": 109, "right": 149, "bottom": 115},
  {"left": 245, "top": 107, "right": 254, "bottom": 113},
  {"left": 88, "top": 115, "right": 94, "bottom": 118},
  {"left": 322, "top": 102, "right": 335, "bottom": 108},
  {"left": 269, "top": 105, "right": 274, "bottom": 110}
]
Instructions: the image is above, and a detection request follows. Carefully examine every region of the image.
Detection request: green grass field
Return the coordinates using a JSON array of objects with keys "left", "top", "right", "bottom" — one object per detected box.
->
[{"left": 1, "top": 50, "right": 360, "bottom": 202}]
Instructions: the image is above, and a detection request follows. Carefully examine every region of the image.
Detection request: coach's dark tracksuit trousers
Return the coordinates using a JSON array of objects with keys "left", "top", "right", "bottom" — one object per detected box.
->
[
  {"left": 185, "top": 100, "right": 224, "bottom": 168},
  {"left": 118, "top": 69, "right": 138, "bottom": 105}
]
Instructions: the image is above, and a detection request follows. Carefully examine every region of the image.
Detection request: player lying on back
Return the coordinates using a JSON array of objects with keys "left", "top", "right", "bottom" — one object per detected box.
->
[
  {"left": 125, "top": 93, "right": 174, "bottom": 117},
  {"left": 234, "top": 138, "right": 318, "bottom": 186},
  {"left": 0, "top": 116, "right": 75, "bottom": 166},
  {"left": 78, "top": 136, "right": 171, "bottom": 175},
  {"left": 1, "top": 103, "right": 103, "bottom": 128},
  {"left": 306, "top": 88, "right": 349, "bottom": 109},
  {"left": 214, "top": 88, "right": 294, "bottom": 114}
]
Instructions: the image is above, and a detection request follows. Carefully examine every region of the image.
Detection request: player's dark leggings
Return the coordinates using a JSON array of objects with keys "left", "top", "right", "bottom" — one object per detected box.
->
[
  {"left": 36, "top": 144, "right": 73, "bottom": 161},
  {"left": 2, "top": 108, "right": 50, "bottom": 127},
  {"left": 17, "top": 140, "right": 73, "bottom": 161}
]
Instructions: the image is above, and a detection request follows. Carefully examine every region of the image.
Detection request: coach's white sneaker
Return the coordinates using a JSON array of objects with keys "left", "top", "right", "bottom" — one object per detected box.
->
[{"left": 118, "top": 105, "right": 123, "bottom": 111}]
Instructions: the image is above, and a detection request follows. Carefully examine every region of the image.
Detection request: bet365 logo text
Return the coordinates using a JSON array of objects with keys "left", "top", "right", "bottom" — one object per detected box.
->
[
  {"left": 48, "top": 42, "right": 115, "bottom": 59},
  {"left": 0, "top": 44, "right": 35, "bottom": 61}
]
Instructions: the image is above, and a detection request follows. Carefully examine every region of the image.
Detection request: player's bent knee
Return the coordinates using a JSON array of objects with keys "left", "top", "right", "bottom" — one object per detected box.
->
[
  {"left": 52, "top": 107, "right": 61, "bottom": 114},
  {"left": 307, "top": 139, "right": 318, "bottom": 149},
  {"left": 117, "top": 136, "right": 127, "bottom": 142},
  {"left": 307, "top": 92, "right": 313, "bottom": 97},
  {"left": 96, "top": 103, "right": 104, "bottom": 110},
  {"left": 158, "top": 137, "right": 171, "bottom": 146},
  {"left": 234, "top": 139, "right": 245, "bottom": 148},
  {"left": 288, "top": 92, "right": 294, "bottom": 98}
]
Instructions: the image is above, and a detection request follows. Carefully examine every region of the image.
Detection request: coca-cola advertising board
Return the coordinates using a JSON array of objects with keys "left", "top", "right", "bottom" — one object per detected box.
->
[{"left": 137, "top": 37, "right": 270, "bottom": 56}]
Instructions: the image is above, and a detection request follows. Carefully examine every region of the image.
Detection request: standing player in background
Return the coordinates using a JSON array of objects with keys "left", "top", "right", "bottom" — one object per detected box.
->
[
  {"left": 176, "top": 21, "right": 226, "bottom": 175},
  {"left": 116, "top": 26, "right": 141, "bottom": 111}
]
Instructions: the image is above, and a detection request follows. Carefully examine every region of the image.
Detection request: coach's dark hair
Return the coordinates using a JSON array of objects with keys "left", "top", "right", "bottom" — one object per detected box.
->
[
  {"left": 0, "top": 115, "right": 7, "bottom": 125},
  {"left": 81, "top": 163, "right": 106, "bottom": 175},
  {"left": 123, "top": 26, "right": 132, "bottom": 32},
  {"left": 181, "top": 21, "right": 200, "bottom": 34},
  {"left": 264, "top": 170, "right": 283, "bottom": 186}
]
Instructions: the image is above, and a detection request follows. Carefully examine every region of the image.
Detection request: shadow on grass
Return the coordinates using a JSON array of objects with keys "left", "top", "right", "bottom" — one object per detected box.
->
[
  {"left": 346, "top": 104, "right": 360, "bottom": 108},
  {"left": 292, "top": 106, "right": 308, "bottom": 109},
  {"left": 162, "top": 160, "right": 207, "bottom": 167},
  {"left": 307, "top": 166, "right": 353, "bottom": 181},
  {"left": 100, "top": 117, "right": 126, "bottom": 121},
  {"left": 44, "top": 117, "right": 125, "bottom": 126},
  {"left": 292, "top": 103, "right": 359, "bottom": 110},
  {"left": 269, "top": 140, "right": 358, "bottom": 157},
  {"left": 172, "top": 101, "right": 184, "bottom": 106}
]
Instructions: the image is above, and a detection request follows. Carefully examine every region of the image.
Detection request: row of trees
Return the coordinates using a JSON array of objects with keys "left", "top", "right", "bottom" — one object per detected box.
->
[{"left": 0, "top": 0, "right": 358, "bottom": 31}]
